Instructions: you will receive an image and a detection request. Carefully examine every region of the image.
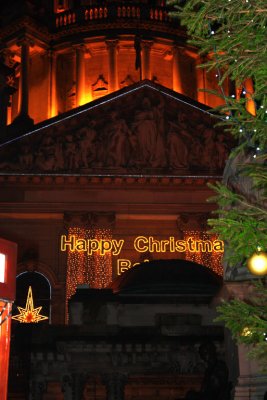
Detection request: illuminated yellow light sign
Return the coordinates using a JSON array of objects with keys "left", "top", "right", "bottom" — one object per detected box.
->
[
  {"left": 61, "top": 235, "right": 124, "bottom": 255},
  {"left": 133, "top": 236, "right": 224, "bottom": 253},
  {"left": 60, "top": 235, "right": 224, "bottom": 256},
  {"left": 12, "top": 286, "right": 48, "bottom": 323},
  {"left": 0, "top": 253, "right": 6, "bottom": 283},
  {"left": 117, "top": 259, "right": 150, "bottom": 275}
]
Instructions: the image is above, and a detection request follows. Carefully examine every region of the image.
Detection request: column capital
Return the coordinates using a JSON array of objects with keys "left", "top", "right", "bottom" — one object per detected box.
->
[
  {"left": 196, "top": 54, "right": 206, "bottom": 64},
  {"left": 172, "top": 45, "right": 187, "bottom": 60},
  {"left": 102, "top": 372, "right": 128, "bottom": 400},
  {"left": 102, "top": 371, "right": 128, "bottom": 382},
  {"left": 47, "top": 48, "right": 58, "bottom": 59},
  {"left": 90, "top": 212, "right": 116, "bottom": 229},
  {"left": 172, "top": 43, "right": 184, "bottom": 52},
  {"left": 72, "top": 42, "right": 86, "bottom": 52},
  {"left": 141, "top": 39, "right": 153, "bottom": 50},
  {"left": 105, "top": 38, "right": 119, "bottom": 50},
  {"left": 16, "top": 36, "right": 35, "bottom": 48},
  {"left": 177, "top": 212, "right": 210, "bottom": 231},
  {"left": 63, "top": 211, "right": 90, "bottom": 229}
]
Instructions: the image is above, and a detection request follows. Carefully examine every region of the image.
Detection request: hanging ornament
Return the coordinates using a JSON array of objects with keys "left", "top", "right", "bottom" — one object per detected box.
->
[
  {"left": 241, "top": 327, "right": 252, "bottom": 337},
  {"left": 247, "top": 248, "right": 267, "bottom": 276},
  {"left": 12, "top": 286, "right": 48, "bottom": 323}
]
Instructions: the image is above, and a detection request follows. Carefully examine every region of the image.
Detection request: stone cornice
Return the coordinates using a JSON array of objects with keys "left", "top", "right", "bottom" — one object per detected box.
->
[
  {"left": 0, "top": 16, "right": 51, "bottom": 46},
  {"left": 0, "top": 16, "right": 186, "bottom": 48},
  {"left": 52, "top": 20, "right": 186, "bottom": 44},
  {"left": 0, "top": 174, "right": 221, "bottom": 187}
]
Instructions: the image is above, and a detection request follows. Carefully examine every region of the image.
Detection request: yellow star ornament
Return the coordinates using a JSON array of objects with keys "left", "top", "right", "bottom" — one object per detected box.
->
[{"left": 12, "top": 286, "right": 48, "bottom": 323}]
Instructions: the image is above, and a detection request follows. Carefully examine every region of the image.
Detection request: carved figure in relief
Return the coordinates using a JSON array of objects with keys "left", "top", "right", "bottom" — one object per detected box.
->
[
  {"left": 153, "top": 94, "right": 165, "bottom": 145},
  {"left": 40, "top": 135, "right": 55, "bottom": 157},
  {"left": 19, "top": 142, "right": 33, "bottom": 169},
  {"left": 54, "top": 136, "right": 64, "bottom": 170},
  {"left": 178, "top": 345, "right": 197, "bottom": 374},
  {"left": 64, "top": 134, "right": 78, "bottom": 170},
  {"left": 167, "top": 113, "right": 191, "bottom": 169},
  {"left": 35, "top": 136, "right": 56, "bottom": 171},
  {"left": 77, "top": 119, "right": 97, "bottom": 168},
  {"left": 104, "top": 111, "right": 132, "bottom": 167},
  {"left": 215, "top": 134, "right": 229, "bottom": 170},
  {"left": 201, "top": 128, "right": 216, "bottom": 170},
  {"left": 132, "top": 97, "right": 166, "bottom": 167}
]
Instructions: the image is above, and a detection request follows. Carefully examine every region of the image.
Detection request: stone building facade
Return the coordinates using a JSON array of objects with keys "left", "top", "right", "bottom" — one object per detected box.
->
[{"left": 0, "top": 1, "right": 266, "bottom": 399}]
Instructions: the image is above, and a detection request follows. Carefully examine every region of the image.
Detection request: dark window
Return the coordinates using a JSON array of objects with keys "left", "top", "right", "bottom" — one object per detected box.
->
[{"left": 14, "top": 272, "right": 51, "bottom": 323}]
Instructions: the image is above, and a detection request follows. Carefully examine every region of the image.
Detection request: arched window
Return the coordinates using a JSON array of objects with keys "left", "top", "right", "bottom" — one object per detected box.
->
[{"left": 14, "top": 272, "right": 51, "bottom": 323}]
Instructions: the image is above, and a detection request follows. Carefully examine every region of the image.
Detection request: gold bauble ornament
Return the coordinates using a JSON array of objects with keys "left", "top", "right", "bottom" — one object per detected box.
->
[
  {"left": 247, "top": 250, "right": 267, "bottom": 276},
  {"left": 241, "top": 327, "right": 252, "bottom": 337}
]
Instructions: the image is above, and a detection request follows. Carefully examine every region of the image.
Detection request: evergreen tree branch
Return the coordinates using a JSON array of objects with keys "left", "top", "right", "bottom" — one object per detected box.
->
[{"left": 169, "top": 0, "right": 267, "bottom": 368}]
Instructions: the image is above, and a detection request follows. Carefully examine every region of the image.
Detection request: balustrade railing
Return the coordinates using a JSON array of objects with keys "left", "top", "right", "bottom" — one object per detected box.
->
[{"left": 55, "top": 2, "right": 172, "bottom": 29}]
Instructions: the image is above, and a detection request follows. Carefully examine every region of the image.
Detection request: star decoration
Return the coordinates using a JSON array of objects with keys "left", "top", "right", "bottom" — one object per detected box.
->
[{"left": 12, "top": 286, "right": 48, "bottom": 323}]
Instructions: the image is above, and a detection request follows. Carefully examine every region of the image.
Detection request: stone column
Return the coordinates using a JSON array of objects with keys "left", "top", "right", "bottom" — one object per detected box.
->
[
  {"left": 141, "top": 40, "right": 153, "bottom": 80},
  {"left": 48, "top": 50, "right": 58, "bottom": 118},
  {"left": 50, "top": 288, "right": 65, "bottom": 325},
  {"left": 0, "top": 60, "right": 16, "bottom": 137},
  {"left": 106, "top": 39, "right": 119, "bottom": 93},
  {"left": 17, "top": 37, "right": 32, "bottom": 116},
  {"left": 224, "top": 282, "right": 267, "bottom": 399},
  {"left": 90, "top": 212, "right": 116, "bottom": 288},
  {"left": 172, "top": 45, "right": 183, "bottom": 93},
  {"left": 63, "top": 212, "right": 91, "bottom": 323},
  {"left": 61, "top": 375, "right": 73, "bottom": 400},
  {"left": 234, "top": 344, "right": 267, "bottom": 399},
  {"left": 102, "top": 373, "right": 127, "bottom": 400},
  {"left": 73, "top": 373, "right": 87, "bottom": 400},
  {"left": 30, "top": 379, "right": 47, "bottom": 400},
  {"left": 12, "top": 37, "right": 34, "bottom": 131},
  {"left": 195, "top": 56, "right": 206, "bottom": 104},
  {"left": 74, "top": 44, "right": 86, "bottom": 107}
]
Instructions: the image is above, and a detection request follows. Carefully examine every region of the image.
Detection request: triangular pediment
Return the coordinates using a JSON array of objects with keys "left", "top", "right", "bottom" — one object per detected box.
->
[{"left": 0, "top": 81, "right": 233, "bottom": 176}]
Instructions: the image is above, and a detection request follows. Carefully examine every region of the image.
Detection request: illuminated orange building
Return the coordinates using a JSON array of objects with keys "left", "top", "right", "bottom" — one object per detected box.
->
[
  {"left": 0, "top": 1, "right": 266, "bottom": 399},
  {"left": 0, "top": 0, "right": 230, "bottom": 132}
]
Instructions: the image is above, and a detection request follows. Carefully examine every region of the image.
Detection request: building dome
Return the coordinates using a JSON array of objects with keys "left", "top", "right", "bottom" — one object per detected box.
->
[{"left": 111, "top": 259, "right": 222, "bottom": 298}]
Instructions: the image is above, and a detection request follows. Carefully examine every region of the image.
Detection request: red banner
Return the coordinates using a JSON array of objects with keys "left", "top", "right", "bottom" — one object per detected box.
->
[
  {"left": 0, "top": 238, "right": 17, "bottom": 302},
  {"left": 0, "top": 238, "right": 17, "bottom": 400}
]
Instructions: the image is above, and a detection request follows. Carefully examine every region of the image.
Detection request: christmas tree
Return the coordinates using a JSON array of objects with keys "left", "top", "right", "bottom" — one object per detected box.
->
[{"left": 169, "top": 0, "right": 267, "bottom": 366}]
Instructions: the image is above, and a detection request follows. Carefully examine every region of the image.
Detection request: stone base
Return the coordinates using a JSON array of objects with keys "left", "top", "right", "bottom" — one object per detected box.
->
[
  {"left": 9, "top": 113, "right": 34, "bottom": 138},
  {"left": 43, "top": 382, "right": 64, "bottom": 400},
  {"left": 234, "top": 374, "right": 267, "bottom": 400}
]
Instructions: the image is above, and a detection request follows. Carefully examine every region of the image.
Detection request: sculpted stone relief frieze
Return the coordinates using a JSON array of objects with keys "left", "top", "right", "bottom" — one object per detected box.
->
[
  {"left": 0, "top": 87, "right": 233, "bottom": 175},
  {"left": 108, "top": 343, "right": 205, "bottom": 375}
]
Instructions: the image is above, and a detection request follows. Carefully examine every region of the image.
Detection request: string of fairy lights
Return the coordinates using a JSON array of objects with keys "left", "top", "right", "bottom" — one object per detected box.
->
[
  {"left": 65, "top": 227, "right": 113, "bottom": 307},
  {"left": 65, "top": 227, "right": 224, "bottom": 309},
  {"left": 90, "top": 228, "right": 113, "bottom": 289},
  {"left": 184, "top": 231, "right": 223, "bottom": 276},
  {"left": 66, "top": 227, "right": 86, "bottom": 294}
]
